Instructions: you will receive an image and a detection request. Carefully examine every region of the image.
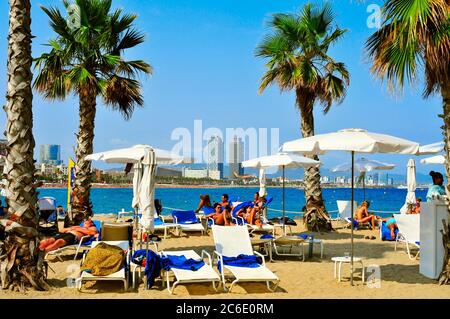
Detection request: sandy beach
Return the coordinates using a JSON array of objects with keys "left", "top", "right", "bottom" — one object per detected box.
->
[{"left": 1, "top": 215, "right": 448, "bottom": 299}]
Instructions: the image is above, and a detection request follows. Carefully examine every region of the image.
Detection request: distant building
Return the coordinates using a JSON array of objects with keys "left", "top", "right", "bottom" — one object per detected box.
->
[
  {"left": 320, "top": 176, "right": 330, "bottom": 184},
  {"left": 183, "top": 168, "right": 208, "bottom": 179},
  {"left": 207, "top": 136, "right": 224, "bottom": 179},
  {"left": 40, "top": 144, "right": 62, "bottom": 165},
  {"left": 157, "top": 167, "right": 183, "bottom": 177},
  {"left": 208, "top": 170, "right": 222, "bottom": 181},
  {"left": 228, "top": 136, "right": 244, "bottom": 179}
]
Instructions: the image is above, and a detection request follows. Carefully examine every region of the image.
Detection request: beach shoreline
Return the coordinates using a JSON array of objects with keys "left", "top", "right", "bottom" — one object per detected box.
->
[{"left": 38, "top": 182, "right": 416, "bottom": 190}]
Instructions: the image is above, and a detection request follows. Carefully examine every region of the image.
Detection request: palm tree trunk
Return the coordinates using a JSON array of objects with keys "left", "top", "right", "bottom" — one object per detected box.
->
[
  {"left": 2, "top": 0, "right": 48, "bottom": 291},
  {"left": 439, "top": 83, "right": 450, "bottom": 285},
  {"left": 296, "top": 90, "right": 331, "bottom": 232},
  {"left": 71, "top": 85, "right": 96, "bottom": 225}
]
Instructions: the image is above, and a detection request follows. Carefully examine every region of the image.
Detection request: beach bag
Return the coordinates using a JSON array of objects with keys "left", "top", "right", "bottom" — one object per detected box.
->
[{"left": 81, "top": 242, "right": 125, "bottom": 276}]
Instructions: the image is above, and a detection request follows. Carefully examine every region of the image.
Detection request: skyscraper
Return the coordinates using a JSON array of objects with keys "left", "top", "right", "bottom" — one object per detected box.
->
[
  {"left": 229, "top": 136, "right": 244, "bottom": 179},
  {"left": 40, "top": 144, "right": 62, "bottom": 165},
  {"left": 207, "top": 136, "right": 224, "bottom": 179}
]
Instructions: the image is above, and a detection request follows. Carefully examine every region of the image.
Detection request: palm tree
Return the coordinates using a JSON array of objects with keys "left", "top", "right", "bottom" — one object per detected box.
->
[
  {"left": 2, "top": 0, "right": 48, "bottom": 291},
  {"left": 255, "top": 3, "right": 350, "bottom": 230},
  {"left": 34, "top": 0, "right": 152, "bottom": 224},
  {"left": 366, "top": 0, "right": 450, "bottom": 284}
]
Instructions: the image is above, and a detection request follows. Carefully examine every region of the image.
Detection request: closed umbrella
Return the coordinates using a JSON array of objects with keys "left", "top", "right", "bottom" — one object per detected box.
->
[
  {"left": 282, "top": 128, "right": 422, "bottom": 285},
  {"left": 400, "top": 159, "right": 416, "bottom": 214},
  {"left": 258, "top": 168, "right": 267, "bottom": 197},
  {"left": 242, "top": 153, "right": 321, "bottom": 234},
  {"left": 331, "top": 157, "right": 395, "bottom": 200}
]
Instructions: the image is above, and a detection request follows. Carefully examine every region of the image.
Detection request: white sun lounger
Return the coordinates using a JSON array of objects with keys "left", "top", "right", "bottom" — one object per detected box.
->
[
  {"left": 160, "top": 250, "right": 220, "bottom": 294},
  {"left": 394, "top": 214, "right": 420, "bottom": 260},
  {"left": 76, "top": 240, "right": 130, "bottom": 291},
  {"left": 211, "top": 225, "right": 279, "bottom": 293}
]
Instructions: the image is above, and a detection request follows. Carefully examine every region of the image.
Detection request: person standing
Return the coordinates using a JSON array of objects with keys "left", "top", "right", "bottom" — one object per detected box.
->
[{"left": 426, "top": 171, "right": 446, "bottom": 201}]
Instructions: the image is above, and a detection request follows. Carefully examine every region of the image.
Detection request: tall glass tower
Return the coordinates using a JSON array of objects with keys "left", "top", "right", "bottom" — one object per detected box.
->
[
  {"left": 40, "top": 144, "right": 62, "bottom": 165},
  {"left": 207, "top": 136, "right": 224, "bottom": 179},
  {"left": 229, "top": 136, "right": 244, "bottom": 179}
]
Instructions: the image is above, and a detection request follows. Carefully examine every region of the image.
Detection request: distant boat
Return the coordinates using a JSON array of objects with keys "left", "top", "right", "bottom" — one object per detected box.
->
[{"left": 396, "top": 185, "right": 407, "bottom": 189}]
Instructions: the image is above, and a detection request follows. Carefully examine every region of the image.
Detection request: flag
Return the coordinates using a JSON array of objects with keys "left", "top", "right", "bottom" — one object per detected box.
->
[{"left": 67, "top": 158, "right": 76, "bottom": 209}]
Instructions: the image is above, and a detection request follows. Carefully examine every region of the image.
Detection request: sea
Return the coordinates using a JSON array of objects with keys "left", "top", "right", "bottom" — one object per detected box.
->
[{"left": 33, "top": 187, "right": 428, "bottom": 219}]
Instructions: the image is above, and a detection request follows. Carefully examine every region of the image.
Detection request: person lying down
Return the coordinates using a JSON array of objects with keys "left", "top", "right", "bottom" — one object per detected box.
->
[{"left": 39, "top": 219, "right": 98, "bottom": 252}]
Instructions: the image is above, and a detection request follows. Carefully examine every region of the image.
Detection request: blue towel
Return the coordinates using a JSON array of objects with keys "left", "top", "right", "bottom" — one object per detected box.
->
[
  {"left": 381, "top": 222, "right": 399, "bottom": 241},
  {"left": 132, "top": 249, "right": 162, "bottom": 289},
  {"left": 298, "top": 234, "right": 314, "bottom": 240},
  {"left": 160, "top": 255, "right": 205, "bottom": 271},
  {"left": 172, "top": 210, "right": 199, "bottom": 224},
  {"left": 218, "top": 254, "right": 262, "bottom": 272},
  {"left": 260, "top": 234, "right": 275, "bottom": 240}
]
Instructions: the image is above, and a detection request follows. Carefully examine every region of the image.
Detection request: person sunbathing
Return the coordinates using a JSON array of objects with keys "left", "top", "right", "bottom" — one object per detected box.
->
[
  {"left": 379, "top": 216, "right": 398, "bottom": 239},
  {"left": 39, "top": 219, "right": 98, "bottom": 252},
  {"left": 205, "top": 203, "right": 226, "bottom": 225},
  {"left": 194, "top": 194, "right": 212, "bottom": 214},
  {"left": 355, "top": 201, "right": 381, "bottom": 229},
  {"left": 252, "top": 192, "right": 260, "bottom": 206},
  {"left": 220, "top": 194, "right": 230, "bottom": 207},
  {"left": 240, "top": 205, "right": 262, "bottom": 228},
  {"left": 222, "top": 205, "right": 235, "bottom": 226}
]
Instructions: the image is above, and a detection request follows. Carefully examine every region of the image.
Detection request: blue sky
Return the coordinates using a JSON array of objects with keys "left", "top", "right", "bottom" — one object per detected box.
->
[{"left": 0, "top": 0, "right": 444, "bottom": 177}]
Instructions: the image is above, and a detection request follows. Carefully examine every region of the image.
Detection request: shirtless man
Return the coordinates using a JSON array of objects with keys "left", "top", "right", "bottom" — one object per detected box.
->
[
  {"left": 39, "top": 219, "right": 98, "bottom": 252},
  {"left": 205, "top": 203, "right": 225, "bottom": 225},
  {"left": 355, "top": 201, "right": 380, "bottom": 230}
]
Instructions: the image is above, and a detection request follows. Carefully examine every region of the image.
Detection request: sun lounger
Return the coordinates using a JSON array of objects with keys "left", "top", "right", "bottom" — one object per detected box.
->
[
  {"left": 44, "top": 220, "right": 102, "bottom": 261},
  {"left": 159, "top": 250, "right": 220, "bottom": 294},
  {"left": 172, "top": 210, "right": 205, "bottom": 235},
  {"left": 394, "top": 214, "right": 420, "bottom": 260},
  {"left": 272, "top": 235, "right": 305, "bottom": 261},
  {"left": 76, "top": 240, "right": 131, "bottom": 291},
  {"left": 211, "top": 225, "right": 279, "bottom": 293}
]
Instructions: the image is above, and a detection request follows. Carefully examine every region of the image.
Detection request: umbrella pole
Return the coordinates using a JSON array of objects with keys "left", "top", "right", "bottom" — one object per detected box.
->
[
  {"left": 282, "top": 165, "right": 286, "bottom": 236},
  {"left": 363, "top": 176, "right": 366, "bottom": 201},
  {"left": 351, "top": 151, "right": 355, "bottom": 286}
]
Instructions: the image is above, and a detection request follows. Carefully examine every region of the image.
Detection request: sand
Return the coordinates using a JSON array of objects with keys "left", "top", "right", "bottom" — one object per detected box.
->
[{"left": 0, "top": 216, "right": 448, "bottom": 299}]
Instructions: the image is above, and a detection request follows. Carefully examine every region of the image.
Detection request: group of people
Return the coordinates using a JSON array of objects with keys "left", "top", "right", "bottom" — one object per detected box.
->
[
  {"left": 194, "top": 192, "right": 267, "bottom": 227},
  {"left": 353, "top": 170, "right": 445, "bottom": 240}
]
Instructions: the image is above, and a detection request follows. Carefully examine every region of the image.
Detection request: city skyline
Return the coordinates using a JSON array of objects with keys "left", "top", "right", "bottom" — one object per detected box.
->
[{"left": 0, "top": 0, "right": 443, "bottom": 177}]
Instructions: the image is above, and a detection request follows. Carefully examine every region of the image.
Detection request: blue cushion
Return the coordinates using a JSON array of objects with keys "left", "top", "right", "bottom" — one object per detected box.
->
[{"left": 172, "top": 210, "right": 198, "bottom": 224}]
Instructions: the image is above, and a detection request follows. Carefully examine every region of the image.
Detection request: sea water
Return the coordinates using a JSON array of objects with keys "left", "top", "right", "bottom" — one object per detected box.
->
[{"left": 35, "top": 187, "right": 428, "bottom": 219}]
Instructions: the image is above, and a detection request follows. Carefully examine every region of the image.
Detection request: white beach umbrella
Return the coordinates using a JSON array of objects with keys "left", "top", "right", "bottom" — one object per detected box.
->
[
  {"left": 420, "top": 155, "right": 446, "bottom": 165},
  {"left": 419, "top": 142, "right": 444, "bottom": 155},
  {"left": 85, "top": 144, "right": 191, "bottom": 165},
  {"left": 400, "top": 159, "right": 417, "bottom": 214},
  {"left": 282, "top": 128, "right": 422, "bottom": 285},
  {"left": 242, "top": 153, "right": 321, "bottom": 234},
  {"left": 331, "top": 157, "right": 395, "bottom": 200},
  {"left": 86, "top": 144, "right": 190, "bottom": 233}
]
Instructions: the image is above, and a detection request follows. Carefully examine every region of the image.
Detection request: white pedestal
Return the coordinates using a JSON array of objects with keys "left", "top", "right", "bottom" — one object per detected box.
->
[{"left": 420, "top": 200, "right": 448, "bottom": 279}]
